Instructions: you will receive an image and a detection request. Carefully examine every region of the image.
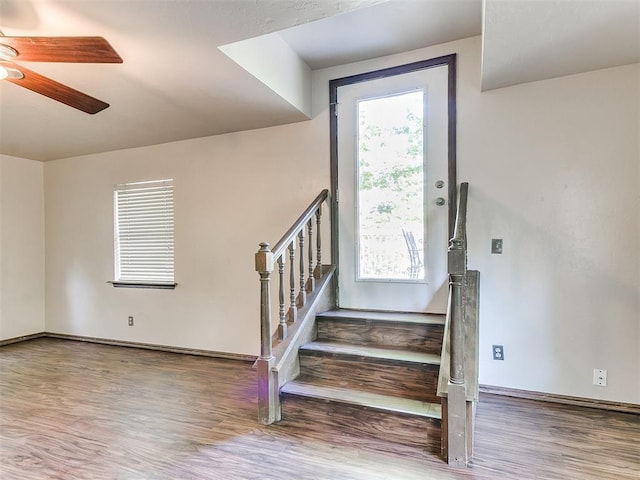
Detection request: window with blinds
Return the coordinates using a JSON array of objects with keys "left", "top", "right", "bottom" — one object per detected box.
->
[{"left": 113, "top": 179, "right": 175, "bottom": 287}]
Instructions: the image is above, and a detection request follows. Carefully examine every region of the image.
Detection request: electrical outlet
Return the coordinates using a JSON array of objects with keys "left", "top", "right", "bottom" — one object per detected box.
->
[
  {"left": 492, "top": 345, "right": 504, "bottom": 360},
  {"left": 491, "top": 238, "right": 503, "bottom": 254},
  {"left": 128, "top": 316, "right": 134, "bottom": 326},
  {"left": 593, "top": 369, "right": 607, "bottom": 387}
]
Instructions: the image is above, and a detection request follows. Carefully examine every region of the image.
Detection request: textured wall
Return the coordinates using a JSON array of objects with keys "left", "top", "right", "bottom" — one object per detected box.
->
[
  {"left": 0, "top": 155, "right": 45, "bottom": 340},
  {"left": 44, "top": 121, "right": 328, "bottom": 356}
]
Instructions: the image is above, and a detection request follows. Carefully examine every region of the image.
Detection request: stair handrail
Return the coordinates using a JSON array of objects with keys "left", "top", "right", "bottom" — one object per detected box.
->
[
  {"left": 255, "top": 189, "right": 331, "bottom": 425},
  {"left": 271, "top": 190, "right": 329, "bottom": 260}
]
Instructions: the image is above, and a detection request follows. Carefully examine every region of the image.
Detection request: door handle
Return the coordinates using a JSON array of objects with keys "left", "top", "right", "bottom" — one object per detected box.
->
[{"left": 435, "top": 197, "right": 446, "bottom": 206}]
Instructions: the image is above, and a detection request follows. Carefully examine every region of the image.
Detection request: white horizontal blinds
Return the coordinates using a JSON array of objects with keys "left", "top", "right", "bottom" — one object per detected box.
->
[{"left": 114, "top": 179, "right": 174, "bottom": 283}]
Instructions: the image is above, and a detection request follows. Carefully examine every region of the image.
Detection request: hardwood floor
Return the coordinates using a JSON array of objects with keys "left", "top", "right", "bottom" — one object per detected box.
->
[{"left": 1, "top": 338, "right": 638, "bottom": 480}]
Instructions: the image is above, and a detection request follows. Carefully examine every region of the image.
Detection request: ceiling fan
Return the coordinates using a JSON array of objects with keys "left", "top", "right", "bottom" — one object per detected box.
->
[{"left": 0, "top": 34, "right": 122, "bottom": 114}]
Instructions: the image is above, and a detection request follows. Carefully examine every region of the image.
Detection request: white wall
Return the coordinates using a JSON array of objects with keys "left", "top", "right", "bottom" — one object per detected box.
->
[
  {"left": 43, "top": 35, "right": 639, "bottom": 403},
  {"left": 219, "top": 32, "right": 312, "bottom": 117},
  {"left": 462, "top": 53, "right": 640, "bottom": 405},
  {"left": 44, "top": 122, "right": 328, "bottom": 356},
  {"left": 0, "top": 155, "right": 45, "bottom": 340}
]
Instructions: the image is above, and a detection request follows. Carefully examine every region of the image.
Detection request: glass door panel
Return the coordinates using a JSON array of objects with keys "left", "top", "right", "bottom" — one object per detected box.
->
[{"left": 357, "top": 91, "right": 425, "bottom": 281}]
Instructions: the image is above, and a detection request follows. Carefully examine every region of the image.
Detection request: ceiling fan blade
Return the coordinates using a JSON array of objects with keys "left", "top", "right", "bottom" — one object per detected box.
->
[
  {"left": 0, "top": 36, "right": 122, "bottom": 63},
  {"left": 1, "top": 61, "right": 109, "bottom": 114}
]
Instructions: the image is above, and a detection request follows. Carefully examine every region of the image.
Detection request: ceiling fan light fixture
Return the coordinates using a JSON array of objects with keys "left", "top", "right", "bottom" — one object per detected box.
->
[
  {"left": 0, "top": 43, "right": 18, "bottom": 61},
  {"left": 0, "top": 65, "right": 24, "bottom": 80}
]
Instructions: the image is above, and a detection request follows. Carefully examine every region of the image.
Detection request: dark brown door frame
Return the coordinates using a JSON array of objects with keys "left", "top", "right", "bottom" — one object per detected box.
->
[{"left": 329, "top": 53, "right": 458, "bottom": 267}]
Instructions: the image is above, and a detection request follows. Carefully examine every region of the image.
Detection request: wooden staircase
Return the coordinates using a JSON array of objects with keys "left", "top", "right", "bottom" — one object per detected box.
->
[
  {"left": 256, "top": 185, "right": 477, "bottom": 464},
  {"left": 279, "top": 309, "right": 446, "bottom": 454}
]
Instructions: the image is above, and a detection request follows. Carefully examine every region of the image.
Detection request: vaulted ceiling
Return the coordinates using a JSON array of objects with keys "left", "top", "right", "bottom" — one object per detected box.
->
[{"left": 0, "top": 0, "right": 638, "bottom": 161}]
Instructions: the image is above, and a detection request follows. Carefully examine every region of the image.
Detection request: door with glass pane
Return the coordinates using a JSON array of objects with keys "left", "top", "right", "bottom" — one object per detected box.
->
[{"left": 336, "top": 63, "right": 450, "bottom": 312}]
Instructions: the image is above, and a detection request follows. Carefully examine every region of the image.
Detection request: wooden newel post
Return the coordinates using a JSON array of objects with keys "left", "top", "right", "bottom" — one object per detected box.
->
[
  {"left": 447, "top": 234, "right": 468, "bottom": 466},
  {"left": 448, "top": 236, "right": 466, "bottom": 384},
  {"left": 255, "top": 242, "right": 278, "bottom": 424}
]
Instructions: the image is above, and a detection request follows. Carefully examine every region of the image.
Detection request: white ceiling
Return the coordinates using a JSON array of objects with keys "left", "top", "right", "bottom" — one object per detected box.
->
[
  {"left": 279, "top": 0, "right": 482, "bottom": 69},
  {"left": 482, "top": 0, "right": 640, "bottom": 90},
  {"left": 0, "top": 0, "right": 638, "bottom": 162}
]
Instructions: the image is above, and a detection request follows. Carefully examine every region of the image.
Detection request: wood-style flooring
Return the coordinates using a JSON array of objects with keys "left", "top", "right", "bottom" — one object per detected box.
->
[{"left": 1, "top": 338, "right": 638, "bottom": 480}]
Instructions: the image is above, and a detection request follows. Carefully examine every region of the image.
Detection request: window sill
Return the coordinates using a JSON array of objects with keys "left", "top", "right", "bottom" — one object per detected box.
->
[{"left": 108, "top": 281, "right": 177, "bottom": 290}]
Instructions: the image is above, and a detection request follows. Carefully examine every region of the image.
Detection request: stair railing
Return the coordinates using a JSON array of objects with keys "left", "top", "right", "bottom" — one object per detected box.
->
[
  {"left": 438, "top": 182, "right": 480, "bottom": 467},
  {"left": 255, "top": 189, "right": 332, "bottom": 424}
]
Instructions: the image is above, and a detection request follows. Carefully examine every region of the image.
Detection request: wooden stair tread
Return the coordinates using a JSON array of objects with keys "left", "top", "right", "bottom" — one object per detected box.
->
[
  {"left": 317, "top": 309, "right": 445, "bottom": 325},
  {"left": 281, "top": 380, "right": 441, "bottom": 420},
  {"left": 300, "top": 341, "right": 441, "bottom": 366}
]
